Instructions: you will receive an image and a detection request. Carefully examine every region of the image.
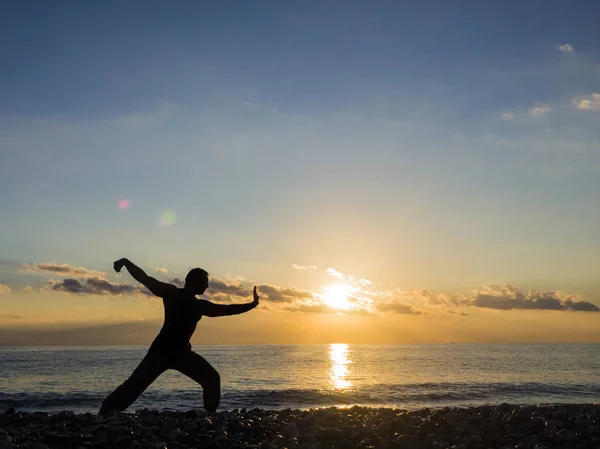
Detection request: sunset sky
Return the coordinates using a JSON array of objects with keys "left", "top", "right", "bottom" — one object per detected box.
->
[{"left": 2, "top": 1, "right": 600, "bottom": 345}]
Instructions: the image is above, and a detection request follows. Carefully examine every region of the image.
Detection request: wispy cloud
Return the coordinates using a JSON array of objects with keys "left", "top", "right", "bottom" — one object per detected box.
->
[
  {"left": 501, "top": 112, "right": 514, "bottom": 120},
  {"left": 326, "top": 268, "right": 344, "bottom": 279},
  {"left": 0, "top": 284, "right": 11, "bottom": 295},
  {"left": 155, "top": 267, "right": 169, "bottom": 273},
  {"left": 376, "top": 302, "right": 423, "bottom": 315},
  {"left": 573, "top": 93, "right": 600, "bottom": 111},
  {"left": 558, "top": 44, "right": 575, "bottom": 53},
  {"left": 530, "top": 103, "right": 551, "bottom": 116},
  {"left": 292, "top": 264, "right": 317, "bottom": 270},
  {"left": 21, "top": 262, "right": 105, "bottom": 278},
  {"left": 285, "top": 303, "right": 374, "bottom": 315}
]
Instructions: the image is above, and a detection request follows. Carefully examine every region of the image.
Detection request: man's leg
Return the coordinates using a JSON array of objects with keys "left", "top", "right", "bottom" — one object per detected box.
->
[
  {"left": 99, "top": 352, "right": 167, "bottom": 415},
  {"left": 172, "top": 351, "right": 221, "bottom": 412}
]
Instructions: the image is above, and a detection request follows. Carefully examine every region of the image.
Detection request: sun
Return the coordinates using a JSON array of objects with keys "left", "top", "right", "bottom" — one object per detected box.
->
[{"left": 322, "top": 284, "right": 356, "bottom": 310}]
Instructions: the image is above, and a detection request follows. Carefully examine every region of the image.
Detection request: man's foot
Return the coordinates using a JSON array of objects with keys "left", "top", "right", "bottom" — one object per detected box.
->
[{"left": 98, "top": 404, "right": 119, "bottom": 417}]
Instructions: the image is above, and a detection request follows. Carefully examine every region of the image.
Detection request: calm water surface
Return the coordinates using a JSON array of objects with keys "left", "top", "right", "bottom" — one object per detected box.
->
[{"left": 1, "top": 344, "right": 599, "bottom": 413}]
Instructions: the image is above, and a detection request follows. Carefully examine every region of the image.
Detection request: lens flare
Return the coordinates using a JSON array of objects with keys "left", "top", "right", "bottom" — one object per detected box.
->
[
  {"left": 159, "top": 209, "right": 177, "bottom": 227},
  {"left": 117, "top": 199, "right": 130, "bottom": 210}
]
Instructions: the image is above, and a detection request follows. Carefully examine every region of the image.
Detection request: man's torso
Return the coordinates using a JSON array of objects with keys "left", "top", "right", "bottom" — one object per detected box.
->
[{"left": 148, "top": 288, "right": 203, "bottom": 355}]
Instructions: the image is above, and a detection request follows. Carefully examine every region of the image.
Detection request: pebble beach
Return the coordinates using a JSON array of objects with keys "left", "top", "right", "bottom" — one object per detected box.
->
[{"left": 1, "top": 404, "right": 600, "bottom": 449}]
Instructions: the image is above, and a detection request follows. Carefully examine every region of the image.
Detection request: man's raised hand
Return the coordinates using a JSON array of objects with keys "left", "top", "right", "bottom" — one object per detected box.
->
[
  {"left": 114, "top": 258, "right": 129, "bottom": 273},
  {"left": 253, "top": 286, "right": 260, "bottom": 307}
]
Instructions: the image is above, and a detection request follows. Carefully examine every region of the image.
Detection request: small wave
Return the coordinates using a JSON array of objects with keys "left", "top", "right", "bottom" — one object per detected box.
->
[{"left": 2, "top": 382, "right": 600, "bottom": 413}]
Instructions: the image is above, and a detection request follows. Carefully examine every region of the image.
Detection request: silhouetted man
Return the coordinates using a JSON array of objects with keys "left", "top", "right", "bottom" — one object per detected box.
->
[{"left": 99, "top": 258, "right": 259, "bottom": 415}]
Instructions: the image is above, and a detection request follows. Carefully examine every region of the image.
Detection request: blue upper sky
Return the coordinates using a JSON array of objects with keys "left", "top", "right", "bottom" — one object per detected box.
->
[
  {"left": 2, "top": 0, "right": 599, "bottom": 116},
  {"left": 1, "top": 0, "right": 600, "bottom": 294}
]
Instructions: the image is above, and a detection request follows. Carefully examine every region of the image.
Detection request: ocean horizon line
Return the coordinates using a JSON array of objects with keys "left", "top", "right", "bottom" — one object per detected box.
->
[{"left": 2, "top": 341, "right": 600, "bottom": 349}]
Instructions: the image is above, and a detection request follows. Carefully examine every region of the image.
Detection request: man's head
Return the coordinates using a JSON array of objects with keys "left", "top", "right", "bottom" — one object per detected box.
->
[{"left": 185, "top": 268, "right": 209, "bottom": 294}]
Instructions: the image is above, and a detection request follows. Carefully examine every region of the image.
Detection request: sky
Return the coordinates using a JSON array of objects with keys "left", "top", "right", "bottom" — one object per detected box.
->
[{"left": 2, "top": 0, "right": 600, "bottom": 345}]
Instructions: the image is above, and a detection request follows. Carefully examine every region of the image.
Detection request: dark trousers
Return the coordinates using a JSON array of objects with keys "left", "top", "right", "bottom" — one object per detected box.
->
[{"left": 99, "top": 350, "right": 220, "bottom": 414}]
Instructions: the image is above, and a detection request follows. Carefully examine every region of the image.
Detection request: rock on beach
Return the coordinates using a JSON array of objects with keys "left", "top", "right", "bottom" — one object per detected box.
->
[{"left": 0, "top": 404, "right": 599, "bottom": 449}]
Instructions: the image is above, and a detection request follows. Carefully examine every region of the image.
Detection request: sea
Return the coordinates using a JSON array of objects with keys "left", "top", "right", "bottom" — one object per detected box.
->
[{"left": 1, "top": 343, "right": 600, "bottom": 414}]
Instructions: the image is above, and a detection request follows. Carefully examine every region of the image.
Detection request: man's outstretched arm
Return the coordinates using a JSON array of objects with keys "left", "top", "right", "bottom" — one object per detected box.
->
[
  {"left": 199, "top": 286, "right": 260, "bottom": 317},
  {"left": 114, "top": 258, "right": 175, "bottom": 298}
]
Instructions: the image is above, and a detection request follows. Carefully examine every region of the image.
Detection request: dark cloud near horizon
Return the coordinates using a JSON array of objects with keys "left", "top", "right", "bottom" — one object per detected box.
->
[
  {"left": 407, "top": 284, "right": 599, "bottom": 313},
  {"left": 211, "top": 279, "right": 251, "bottom": 297},
  {"left": 0, "top": 321, "right": 161, "bottom": 346},
  {"left": 168, "top": 277, "right": 249, "bottom": 301},
  {"left": 168, "top": 278, "right": 314, "bottom": 304},
  {"left": 48, "top": 277, "right": 152, "bottom": 298},
  {"left": 0, "top": 313, "right": 23, "bottom": 320},
  {"left": 168, "top": 278, "right": 184, "bottom": 287},
  {"left": 257, "top": 284, "right": 315, "bottom": 303},
  {"left": 471, "top": 285, "right": 599, "bottom": 312}
]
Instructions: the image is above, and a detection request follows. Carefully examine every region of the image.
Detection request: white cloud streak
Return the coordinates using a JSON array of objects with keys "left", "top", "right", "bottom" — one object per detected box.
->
[
  {"left": 573, "top": 93, "right": 600, "bottom": 111},
  {"left": 292, "top": 264, "right": 317, "bottom": 270},
  {"left": 21, "top": 262, "right": 105, "bottom": 278},
  {"left": 558, "top": 44, "right": 575, "bottom": 53}
]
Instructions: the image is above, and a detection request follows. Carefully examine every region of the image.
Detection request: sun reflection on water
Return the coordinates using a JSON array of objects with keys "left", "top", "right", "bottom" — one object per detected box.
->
[{"left": 329, "top": 343, "right": 353, "bottom": 390}]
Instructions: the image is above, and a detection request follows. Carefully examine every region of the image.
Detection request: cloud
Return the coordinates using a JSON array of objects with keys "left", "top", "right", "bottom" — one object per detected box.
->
[
  {"left": 0, "top": 311, "right": 23, "bottom": 320},
  {"left": 292, "top": 264, "right": 317, "bottom": 270},
  {"left": 169, "top": 277, "right": 314, "bottom": 304},
  {"left": 45, "top": 277, "right": 152, "bottom": 298},
  {"left": 400, "top": 289, "right": 466, "bottom": 307},
  {"left": 448, "top": 310, "right": 469, "bottom": 317},
  {"left": 155, "top": 267, "right": 169, "bottom": 273},
  {"left": 573, "top": 93, "right": 600, "bottom": 111},
  {"left": 0, "top": 284, "right": 11, "bottom": 295},
  {"left": 167, "top": 277, "right": 251, "bottom": 300},
  {"left": 326, "top": 268, "right": 344, "bottom": 279},
  {"left": 21, "top": 262, "right": 104, "bottom": 278},
  {"left": 168, "top": 278, "right": 184, "bottom": 287},
  {"left": 376, "top": 302, "right": 423, "bottom": 315},
  {"left": 501, "top": 112, "right": 514, "bottom": 120},
  {"left": 469, "top": 284, "right": 599, "bottom": 312},
  {"left": 530, "top": 103, "right": 551, "bottom": 116},
  {"left": 401, "top": 284, "right": 598, "bottom": 314},
  {"left": 285, "top": 303, "right": 374, "bottom": 315},
  {"left": 209, "top": 279, "right": 251, "bottom": 297},
  {"left": 558, "top": 44, "right": 575, "bottom": 53},
  {"left": 256, "top": 284, "right": 315, "bottom": 303}
]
